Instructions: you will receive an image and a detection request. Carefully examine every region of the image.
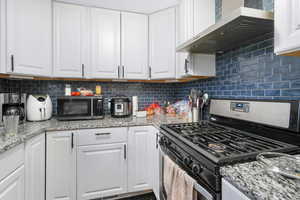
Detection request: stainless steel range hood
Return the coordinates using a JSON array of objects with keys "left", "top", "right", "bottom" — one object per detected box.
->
[{"left": 176, "top": 1, "right": 274, "bottom": 54}]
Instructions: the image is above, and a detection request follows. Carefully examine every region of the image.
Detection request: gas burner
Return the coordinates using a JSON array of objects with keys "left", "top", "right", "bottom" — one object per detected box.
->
[
  {"left": 161, "top": 122, "right": 298, "bottom": 164},
  {"left": 208, "top": 143, "right": 226, "bottom": 153}
]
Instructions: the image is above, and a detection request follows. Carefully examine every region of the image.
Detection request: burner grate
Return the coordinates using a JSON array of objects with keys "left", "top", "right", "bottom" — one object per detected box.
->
[{"left": 164, "top": 122, "right": 297, "bottom": 164}]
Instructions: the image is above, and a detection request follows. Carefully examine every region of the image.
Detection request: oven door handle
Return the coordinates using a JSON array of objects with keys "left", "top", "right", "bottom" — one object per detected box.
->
[{"left": 194, "top": 182, "right": 214, "bottom": 200}]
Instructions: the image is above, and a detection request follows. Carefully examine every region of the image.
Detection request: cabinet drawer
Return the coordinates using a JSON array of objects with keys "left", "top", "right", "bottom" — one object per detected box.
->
[
  {"left": 0, "top": 144, "right": 24, "bottom": 182},
  {"left": 77, "top": 128, "right": 127, "bottom": 146}
]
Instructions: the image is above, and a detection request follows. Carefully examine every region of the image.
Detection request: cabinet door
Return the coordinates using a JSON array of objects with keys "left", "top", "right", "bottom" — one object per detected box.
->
[
  {"left": 53, "top": 2, "right": 88, "bottom": 78},
  {"left": 275, "top": 0, "right": 300, "bottom": 55},
  {"left": 0, "top": 0, "right": 5, "bottom": 73},
  {"left": 77, "top": 143, "right": 127, "bottom": 199},
  {"left": 46, "top": 131, "right": 76, "bottom": 200},
  {"left": 25, "top": 134, "right": 45, "bottom": 200},
  {"left": 149, "top": 127, "right": 160, "bottom": 200},
  {"left": 182, "top": 0, "right": 194, "bottom": 42},
  {"left": 121, "top": 12, "right": 148, "bottom": 80},
  {"left": 90, "top": 8, "right": 120, "bottom": 79},
  {"left": 6, "top": 0, "right": 51, "bottom": 76},
  {"left": 222, "top": 179, "right": 250, "bottom": 200},
  {"left": 0, "top": 165, "right": 25, "bottom": 200},
  {"left": 149, "top": 8, "right": 176, "bottom": 79},
  {"left": 128, "top": 126, "right": 152, "bottom": 192},
  {"left": 193, "top": 0, "right": 215, "bottom": 36}
]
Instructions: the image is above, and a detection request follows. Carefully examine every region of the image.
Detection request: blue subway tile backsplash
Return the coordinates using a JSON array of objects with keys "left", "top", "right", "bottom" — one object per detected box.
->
[
  {"left": 0, "top": 79, "right": 177, "bottom": 115},
  {"left": 174, "top": 34, "right": 300, "bottom": 101}
]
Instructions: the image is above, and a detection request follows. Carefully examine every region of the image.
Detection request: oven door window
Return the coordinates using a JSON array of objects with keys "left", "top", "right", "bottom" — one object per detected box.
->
[{"left": 58, "top": 99, "right": 91, "bottom": 117}]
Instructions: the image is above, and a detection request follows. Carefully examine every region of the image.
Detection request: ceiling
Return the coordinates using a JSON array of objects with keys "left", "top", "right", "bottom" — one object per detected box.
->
[{"left": 56, "top": 0, "right": 179, "bottom": 14}]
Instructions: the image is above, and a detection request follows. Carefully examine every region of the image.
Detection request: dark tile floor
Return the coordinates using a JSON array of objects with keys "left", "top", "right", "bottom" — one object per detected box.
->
[{"left": 120, "top": 193, "right": 156, "bottom": 200}]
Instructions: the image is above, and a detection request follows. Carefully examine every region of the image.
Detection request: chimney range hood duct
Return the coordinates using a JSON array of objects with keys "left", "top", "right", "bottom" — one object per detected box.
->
[{"left": 176, "top": 0, "right": 274, "bottom": 54}]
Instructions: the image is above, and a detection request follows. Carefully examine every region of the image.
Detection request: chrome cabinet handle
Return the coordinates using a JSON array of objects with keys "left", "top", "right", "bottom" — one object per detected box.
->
[
  {"left": 124, "top": 144, "right": 127, "bottom": 160},
  {"left": 71, "top": 133, "right": 74, "bottom": 149},
  {"left": 156, "top": 133, "right": 158, "bottom": 149},
  {"left": 122, "top": 66, "right": 125, "bottom": 78},
  {"left": 11, "top": 55, "right": 14, "bottom": 72},
  {"left": 95, "top": 132, "right": 111, "bottom": 136},
  {"left": 118, "top": 66, "right": 120, "bottom": 78},
  {"left": 184, "top": 59, "right": 189, "bottom": 74},
  {"left": 149, "top": 66, "right": 152, "bottom": 79},
  {"left": 82, "top": 64, "right": 85, "bottom": 77}
]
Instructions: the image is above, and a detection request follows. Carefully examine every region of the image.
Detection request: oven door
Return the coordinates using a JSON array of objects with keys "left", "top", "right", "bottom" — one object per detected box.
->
[
  {"left": 159, "top": 147, "right": 214, "bottom": 200},
  {"left": 57, "top": 97, "right": 92, "bottom": 120}
]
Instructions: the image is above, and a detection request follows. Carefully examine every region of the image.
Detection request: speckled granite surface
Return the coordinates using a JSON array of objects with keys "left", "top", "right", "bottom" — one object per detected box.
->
[
  {"left": 0, "top": 115, "right": 187, "bottom": 154},
  {"left": 221, "top": 156, "right": 300, "bottom": 200}
]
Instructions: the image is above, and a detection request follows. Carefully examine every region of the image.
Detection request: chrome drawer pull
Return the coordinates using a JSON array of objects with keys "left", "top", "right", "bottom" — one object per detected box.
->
[{"left": 95, "top": 133, "right": 112, "bottom": 136}]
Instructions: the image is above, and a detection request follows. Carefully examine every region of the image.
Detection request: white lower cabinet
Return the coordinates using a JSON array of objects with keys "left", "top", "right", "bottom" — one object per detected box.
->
[
  {"left": 222, "top": 179, "right": 250, "bottom": 200},
  {"left": 150, "top": 127, "right": 160, "bottom": 200},
  {"left": 128, "top": 126, "right": 153, "bottom": 192},
  {"left": 45, "top": 126, "right": 160, "bottom": 200},
  {"left": 0, "top": 145, "right": 25, "bottom": 200},
  {"left": 25, "top": 134, "right": 45, "bottom": 200},
  {"left": 0, "top": 165, "right": 25, "bottom": 200},
  {"left": 77, "top": 143, "right": 128, "bottom": 199},
  {"left": 46, "top": 131, "right": 76, "bottom": 200}
]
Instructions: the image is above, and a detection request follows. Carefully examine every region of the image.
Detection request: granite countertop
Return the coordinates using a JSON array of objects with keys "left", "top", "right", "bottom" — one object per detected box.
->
[
  {"left": 0, "top": 115, "right": 187, "bottom": 154},
  {"left": 221, "top": 157, "right": 300, "bottom": 200}
]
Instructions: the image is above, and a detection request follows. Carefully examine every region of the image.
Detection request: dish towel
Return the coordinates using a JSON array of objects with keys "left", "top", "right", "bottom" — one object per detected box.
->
[{"left": 164, "top": 155, "right": 197, "bottom": 200}]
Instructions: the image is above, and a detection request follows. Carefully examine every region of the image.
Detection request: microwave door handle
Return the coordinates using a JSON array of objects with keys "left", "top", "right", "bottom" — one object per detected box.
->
[{"left": 97, "top": 100, "right": 102, "bottom": 113}]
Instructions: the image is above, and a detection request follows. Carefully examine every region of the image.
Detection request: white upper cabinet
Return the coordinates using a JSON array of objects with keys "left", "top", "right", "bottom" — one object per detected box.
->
[
  {"left": 275, "top": 0, "right": 300, "bottom": 56},
  {"left": 149, "top": 8, "right": 176, "bottom": 79},
  {"left": 90, "top": 8, "right": 120, "bottom": 79},
  {"left": 53, "top": 2, "right": 88, "bottom": 78},
  {"left": 179, "top": 0, "right": 194, "bottom": 43},
  {"left": 193, "top": 0, "right": 215, "bottom": 36},
  {"left": 25, "top": 134, "right": 45, "bottom": 200},
  {"left": 46, "top": 131, "right": 76, "bottom": 200},
  {"left": 0, "top": 0, "right": 5, "bottom": 73},
  {"left": 178, "top": 0, "right": 215, "bottom": 44},
  {"left": 176, "top": 0, "right": 215, "bottom": 78},
  {"left": 121, "top": 12, "right": 148, "bottom": 80},
  {"left": 6, "top": 0, "right": 52, "bottom": 76}
]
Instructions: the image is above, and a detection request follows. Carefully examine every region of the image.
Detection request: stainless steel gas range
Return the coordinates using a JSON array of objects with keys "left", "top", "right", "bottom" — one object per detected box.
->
[{"left": 159, "top": 99, "right": 300, "bottom": 200}]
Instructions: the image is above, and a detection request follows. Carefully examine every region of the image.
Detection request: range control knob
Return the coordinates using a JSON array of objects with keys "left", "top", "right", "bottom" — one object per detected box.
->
[
  {"left": 163, "top": 137, "right": 171, "bottom": 146},
  {"left": 192, "top": 164, "right": 203, "bottom": 174},
  {"left": 183, "top": 157, "right": 192, "bottom": 166}
]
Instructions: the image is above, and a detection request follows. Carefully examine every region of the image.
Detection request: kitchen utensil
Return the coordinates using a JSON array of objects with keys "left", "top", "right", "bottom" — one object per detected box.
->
[
  {"left": 192, "top": 107, "right": 199, "bottom": 122},
  {"left": 27, "top": 95, "right": 53, "bottom": 121},
  {"left": 132, "top": 96, "right": 138, "bottom": 116},
  {"left": 257, "top": 152, "right": 300, "bottom": 180},
  {"left": 57, "top": 96, "right": 104, "bottom": 121},
  {"left": 0, "top": 93, "right": 27, "bottom": 126},
  {"left": 3, "top": 106, "right": 20, "bottom": 136},
  {"left": 110, "top": 96, "right": 132, "bottom": 118},
  {"left": 200, "top": 93, "right": 209, "bottom": 120}
]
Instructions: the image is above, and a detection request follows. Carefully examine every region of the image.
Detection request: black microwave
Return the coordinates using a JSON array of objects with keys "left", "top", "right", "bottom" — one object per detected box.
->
[{"left": 57, "top": 96, "right": 104, "bottom": 121}]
